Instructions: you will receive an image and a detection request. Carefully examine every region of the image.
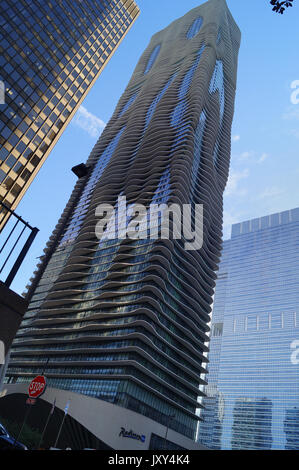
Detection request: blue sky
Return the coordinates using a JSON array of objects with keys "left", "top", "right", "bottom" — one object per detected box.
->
[{"left": 8, "top": 0, "right": 299, "bottom": 294}]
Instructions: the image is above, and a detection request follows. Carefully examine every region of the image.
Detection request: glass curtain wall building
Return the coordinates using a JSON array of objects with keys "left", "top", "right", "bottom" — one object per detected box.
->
[
  {"left": 5, "top": 0, "right": 240, "bottom": 442},
  {"left": 198, "top": 207, "right": 299, "bottom": 449},
  {"left": 0, "top": 0, "right": 140, "bottom": 230}
]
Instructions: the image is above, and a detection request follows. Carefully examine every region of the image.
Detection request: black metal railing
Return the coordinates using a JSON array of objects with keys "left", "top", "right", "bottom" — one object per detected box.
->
[{"left": 0, "top": 201, "right": 38, "bottom": 288}]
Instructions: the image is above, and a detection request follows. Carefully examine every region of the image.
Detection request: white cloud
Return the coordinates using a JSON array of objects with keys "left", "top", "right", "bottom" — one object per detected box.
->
[
  {"left": 223, "top": 210, "right": 240, "bottom": 227},
  {"left": 232, "top": 135, "right": 240, "bottom": 142},
  {"left": 239, "top": 151, "right": 254, "bottom": 161},
  {"left": 224, "top": 169, "right": 250, "bottom": 197},
  {"left": 282, "top": 106, "right": 299, "bottom": 120},
  {"left": 257, "top": 186, "right": 284, "bottom": 200},
  {"left": 258, "top": 153, "right": 269, "bottom": 164},
  {"left": 288, "top": 129, "right": 299, "bottom": 139},
  {"left": 72, "top": 105, "right": 106, "bottom": 138}
]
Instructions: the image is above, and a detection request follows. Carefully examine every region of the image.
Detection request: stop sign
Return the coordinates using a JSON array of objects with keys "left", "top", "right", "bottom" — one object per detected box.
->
[{"left": 28, "top": 376, "right": 47, "bottom": 399}]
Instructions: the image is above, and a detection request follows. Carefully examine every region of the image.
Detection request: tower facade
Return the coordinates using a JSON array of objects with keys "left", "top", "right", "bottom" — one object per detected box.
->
[
  {"left": 0, "top": 0, "right": 139, "bottom": 230},
  {"left": 198, "top": 208, "right": 299, "bottom": 449},
  {"left": 4, "top": 0, "right": 240, "bottom": 449}
]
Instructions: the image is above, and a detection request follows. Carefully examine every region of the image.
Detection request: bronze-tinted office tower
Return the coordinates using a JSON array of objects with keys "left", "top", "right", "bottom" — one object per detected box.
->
[
  {"left": 0, "top": 0, "right": 139, "bottom": 230},
  {"left": 4, "top": 0, "right": 240, "bottom": 449}
]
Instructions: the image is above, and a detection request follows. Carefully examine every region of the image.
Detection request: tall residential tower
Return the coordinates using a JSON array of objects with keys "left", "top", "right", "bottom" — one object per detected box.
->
[
  {"left": 2, "top": 0, "right": 240, "bottom": 450},
  {"left": 0, "top": 0, "right": 139, "bottom": 230}
]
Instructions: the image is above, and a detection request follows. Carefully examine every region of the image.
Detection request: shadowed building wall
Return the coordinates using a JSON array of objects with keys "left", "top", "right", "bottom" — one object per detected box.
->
[{"left": 0, "top": 282, "right": 28, "bottom": 388}]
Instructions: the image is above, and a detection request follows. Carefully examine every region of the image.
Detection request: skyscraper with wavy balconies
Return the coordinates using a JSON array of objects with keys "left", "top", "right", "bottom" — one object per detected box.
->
[{"left": 3, "top": 0, "right": 240, "bottom": 450}]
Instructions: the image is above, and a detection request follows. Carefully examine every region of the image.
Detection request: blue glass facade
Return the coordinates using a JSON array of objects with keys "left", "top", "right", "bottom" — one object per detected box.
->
[
  {"left": 198, "top": 207, "right": 299, "bottom": 449},
  {"left": 144, "top": 44, "right": 161, "bottom": 74},
  {"left": 186, "top": 17, "right": 203, "bottom": 40}
]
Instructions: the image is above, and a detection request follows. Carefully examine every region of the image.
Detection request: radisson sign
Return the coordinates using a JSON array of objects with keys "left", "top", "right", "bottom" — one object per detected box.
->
[{"left": 119, "top": 427, "right": 146, "bottom": 443}]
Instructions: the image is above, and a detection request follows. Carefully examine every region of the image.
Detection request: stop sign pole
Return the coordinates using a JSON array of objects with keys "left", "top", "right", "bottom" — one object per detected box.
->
[
  {"left": 13, "top": 375, "right": 47, "bottom": 448},
  {"left": 28, "top": 375, "right": 47, "bottom": 399}
]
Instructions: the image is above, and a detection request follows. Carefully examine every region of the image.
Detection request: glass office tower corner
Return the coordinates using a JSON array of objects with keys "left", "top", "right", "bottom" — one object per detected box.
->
[
  {"left": 3, "top": 0, "right": 240, "bottom": 450},
  {"left": 198, "top": 207, "right": 299, "bottom": 450},
  {"left": 0, "top": 0, "right": 140, "bottom": 230}
]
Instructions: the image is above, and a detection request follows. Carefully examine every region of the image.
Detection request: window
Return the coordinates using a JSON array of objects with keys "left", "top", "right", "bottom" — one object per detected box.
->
[
  {"left": 209, "top": 60, "right": 225, "bottom": 124},
  {"left": 247, "top": 316, "right": 257, "bottom": 332},
  {"left": 145, "top": 74, "right": 176, "bottom": 127},
  {"left": 270, "top": 313, "right": 282, "bottom": 329},
  {"left": 119, "top": 92, "right": 138, "bottom": 117},
  {"left": 144, "top": 45, "right": 161, "bottom": 74},
  {"left": 212, "top": 323, "right": 223, "bottom": 337},
  {"left": 217, "top": 27, "right": 222, "bottom": 45},
  {"left": 5, "top": 155, "right": 17, "bottom": 168},
  {"left": 178, "top": 46, "right": 205, "bottom": 100},
  {"left": 0, "top": 147, "right": 9, "bottom": 161},
  {"left": 186, "top": 17, "right": 203, "bottom": 39},
  {"left": 0, "top": 169, "right": 6, "bottom": 182}
]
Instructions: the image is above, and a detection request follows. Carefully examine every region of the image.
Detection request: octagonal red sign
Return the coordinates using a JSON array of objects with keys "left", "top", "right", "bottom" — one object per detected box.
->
[{"left": 28, "top": 376, "right": 47, "bottom": 399}]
